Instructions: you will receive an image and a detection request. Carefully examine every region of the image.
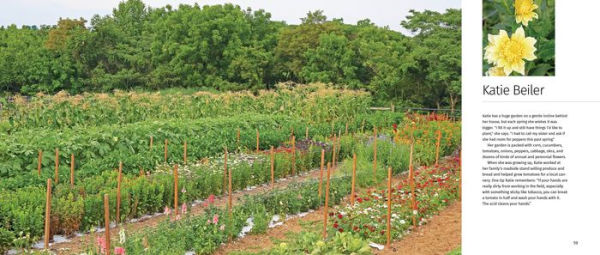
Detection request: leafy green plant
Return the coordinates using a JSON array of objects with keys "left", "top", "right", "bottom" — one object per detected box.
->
[{"left": 0, "top": 228, "right": 14, "bottom": 254}]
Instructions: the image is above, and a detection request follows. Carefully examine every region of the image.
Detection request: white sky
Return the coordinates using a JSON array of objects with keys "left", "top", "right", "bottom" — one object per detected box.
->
[{"left": 1, "top": 0, "right": 461, "bottom": 33}]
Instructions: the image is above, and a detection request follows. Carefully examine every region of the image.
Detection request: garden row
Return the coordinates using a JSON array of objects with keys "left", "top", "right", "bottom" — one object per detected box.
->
[
  {"left": 0, "top": 115, "right": 422, "bottom": 251},
  {"left": 86, "top": 122, "right": 460, "bottom": 254},
  {"left": 0, "top": 111, "right": 403, "bottom": 188},
  {"left": 0, "top": 84, "right": 371, "bottom": 132},
  {"left": 1, "top": 137, "right": 327, "bottom": 251},
  {"left": 229, "top": 151, "right": 461, "bottom": 255}
]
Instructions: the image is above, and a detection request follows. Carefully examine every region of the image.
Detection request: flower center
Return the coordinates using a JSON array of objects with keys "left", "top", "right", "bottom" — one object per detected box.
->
[{"left": 501, "top": 40, "right": 524, "bottom": 63}]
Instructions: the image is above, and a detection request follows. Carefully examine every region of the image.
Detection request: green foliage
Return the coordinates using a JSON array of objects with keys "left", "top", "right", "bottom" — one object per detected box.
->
[
  {"left": 0, "top": 1, "right": 461, "bottom": 108},
  {"left": 0, "top": 228, "right": 14, "bottom": 254},
  {"left": 0, "top": 84, "right": 371, "bottom": 132}
]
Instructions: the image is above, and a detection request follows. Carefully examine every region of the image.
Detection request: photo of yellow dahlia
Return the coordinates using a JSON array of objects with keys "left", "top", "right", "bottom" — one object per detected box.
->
[
  {"left": 514, "top": 0, "right": 539, "bottom": 26},
  {"left": 484, "top": 27, "right": 536, "bottom": 75},
  {"left": 483, "top": 0, "right": 554, "bottom": 76}
]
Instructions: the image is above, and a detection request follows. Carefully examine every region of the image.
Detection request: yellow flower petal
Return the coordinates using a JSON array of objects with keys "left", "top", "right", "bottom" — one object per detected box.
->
[
  {"left": 484, "top": 26, "right": 536, "bottom": 75},
  {"left": 515, "top": 0, "right": 539, "bottom": 26}
]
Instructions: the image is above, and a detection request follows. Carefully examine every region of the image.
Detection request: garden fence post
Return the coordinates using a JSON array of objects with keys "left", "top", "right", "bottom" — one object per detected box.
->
[
  {"left": 351, "top": 153, "right": 357, "bottom": 205},
  {"left": 409, "top": 142, "right": 416, "bottom": 227},
  {"left": 292, "top": 136, "right": 296, "bottom": 176},
  {"left": 174, "top": 164, "right": 179, "bottom": 216},
  {"left": 435, "top": 130, "right": 442, "bottom": 166},
  {"left": 70, "top": 153, "right": 75, "bottom": 188},
  {"left": 319, "top": 149, "right": 325, "bottom": 198},
  {"left": 305, "top": 126, "right": 309, "bottom": 140},
  {"left": 38, "top": 150, "right": 42, "bottom": 176},
  {"left": 164, "top": 139, "right": 168, "bottom": 162},
  {"left": 104, "top": 194, "right": 110, "bottom": 255},
  {"left": 184, "top": 140, "right": 187, "bottom": 165},
  {"left": 116, "top": 161, "right": 122, "bottom": 224},
  {"left": 323, "top": 162, "right": 331, "bottom": 240},
  {"left": 361, "top": 119, "right": 365, "bottom": 133},
  {"left": 223, "top": 147, "right": 228, "bottom": 195},
  {"left": 345, "top": 123, "right": 348, "bottom": 135},
  {"left": 373, "top": 127, "right": 378, "bottom": 183},
  {"left": 386, "top": 166, "right": 392, "bottom": 249},
  {"left": 270, "top": 146, "right": 275, "bottom": 189},
  {"left": 54, "top": 148, "right": 59, "bottom": 184},
  {"left": 228, "top": 166, "right": 232, "bottom": 216},
  {"left": 44, "top": 178, "right": 51, "bottom": 249},
  {"left": 332, "top": 135, "right": 337, "bottom": 169}
]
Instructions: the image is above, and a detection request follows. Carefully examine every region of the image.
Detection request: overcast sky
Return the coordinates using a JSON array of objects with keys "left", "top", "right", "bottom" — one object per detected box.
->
[{"left": 1, "top": 0, "right": 461, "bottom": 33}]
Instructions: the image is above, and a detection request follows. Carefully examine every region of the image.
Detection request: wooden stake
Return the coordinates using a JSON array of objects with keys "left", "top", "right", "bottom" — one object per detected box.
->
[
  {"left": 350, "top": 153, "right": 357, "bottom": 205},
  {"left": 291, "top": 136, "right": 296, "bottom": 176},
  {"left": 332, "top": 135, "right": 337, "bottom": 169},
  {"left": 435, "top": 130, "right": 442, "bottom": 166},
  {"left": 103, "top": 194, "right": 110, "bottom": 255},
  {"left": 174, "top": 164, "right": 179, "bottom": 216},
  {"left": 305, "top": 126, "right": 309, "bottom": 140},
  {"left": 373, "top": 128, "right": 378, "bottom": 183},
  {"left": 164, "top": 139, "right": 168, "bottom": 162},
  {"left": 184, "top": 141, "right": 187, "bottom": 165},
  {"left": 319, "top": 149, "right": 325, "bottom": 198},
  {"left": 139, "top": 167, "right": 145, "bottom": 177},
  {"left": 228, "top": 165, "right": 232, "bottom": 215},
  {"left": 236, "top": 129, "right": 240, "bottom": 148},
  {"left": 38, "top": 150, "right": 42, "bottom": 176},
  {"left": 223, "top": 147, "right": 228, "bottom": 194},
  {"left": 116, "top": 161, "right": 122, "bottom": 224},
  {"left": 270, "top": 146, "right": 275, "bottom": 189},
  {"left": 54, "top": 148, "right": 59, "bottom": 184},
  {"left": 70, "top": 154, "right": 75, "bottom": 187},
  {"left": 150, "top": 136, "right": 153, "bottom": 149},
  {"left": 256, "top": 129, "right": 260, "bottom": 152},
  {"left": 361, "top": 119, "right": 365, "bottom": 133},
  {"left": 323, "top": 162, "right": 331, "bottom": 240},
  {"left": 44, "top": 179, "right": 51, "bottom": 249},
  {"left": 386, "top": 166, "right": 392, "bottom": 248},
  {"left": 345, "top": 123, "right": 348, "bottom": 135},
  {"left": 409, "top": 142, "right": 416, "bottom": 227}
]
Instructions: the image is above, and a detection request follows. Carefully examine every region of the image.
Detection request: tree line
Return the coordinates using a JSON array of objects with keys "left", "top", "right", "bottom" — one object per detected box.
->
[{"left": 0, "top": 0, "right": 460, "bottom": 109}]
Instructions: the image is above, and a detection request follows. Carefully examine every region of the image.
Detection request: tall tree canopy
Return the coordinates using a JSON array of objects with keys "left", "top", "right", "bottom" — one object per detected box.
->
[{"left": 0, "top": 0, "right": 461, "bottom": 109}]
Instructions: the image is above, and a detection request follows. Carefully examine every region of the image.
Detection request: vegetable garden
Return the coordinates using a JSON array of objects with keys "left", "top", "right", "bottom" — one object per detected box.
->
[{"left": 0, "top": 84, "right": 461, "bottom": 255}]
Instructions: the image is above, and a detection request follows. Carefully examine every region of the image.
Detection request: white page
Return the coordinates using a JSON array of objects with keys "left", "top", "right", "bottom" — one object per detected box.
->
[{"left": 463, "top": 1, "right": 600, "bottom": 254}]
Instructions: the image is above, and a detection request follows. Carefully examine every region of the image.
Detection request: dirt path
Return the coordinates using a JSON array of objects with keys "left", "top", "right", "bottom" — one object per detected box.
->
[
  {"left": 47, "top": 168, "right": 326, "bottom": 254},
  {"left": 215, "top": 157, "right": 460, "bottom": 255},
  {"left": 215, "top": 201, "right": 461, "bottom": 255}
]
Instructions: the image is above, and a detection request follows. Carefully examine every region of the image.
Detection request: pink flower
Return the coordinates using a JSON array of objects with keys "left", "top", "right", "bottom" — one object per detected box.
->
[
  {"left": 164, "top": 206, "right": 171, "bottom": 216},
  {"left": 212, "top": 214, "right": 219, "bottom": 224},
  {"left": 96, "top": 237, "right": 106, "bottom": 253},
  {"left": 114, "top": 247, "right": 126, "bottom": 255},
  {"left": 181, "top": 203, "right": 188, "bottom": 214},
  {"left": 208, "top": 194, "right": 215, "bottom": 204}
]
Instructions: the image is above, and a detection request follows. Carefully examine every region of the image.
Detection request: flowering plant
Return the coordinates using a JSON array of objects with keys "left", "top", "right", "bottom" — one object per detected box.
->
[
  {"left": 483, "top": 0, "right": 554, "bottom": 76},
  {"left": 328, "top": 157, "right": 460, "bottom": 243}
]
